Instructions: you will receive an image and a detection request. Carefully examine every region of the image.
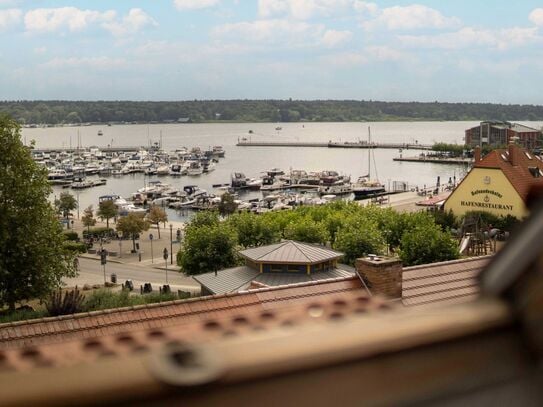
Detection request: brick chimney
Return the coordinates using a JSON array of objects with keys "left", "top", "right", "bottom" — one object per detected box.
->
[
  {"left": 355, "top": 255, "right": 402, "bottom": 299},
  {"left": 508, "top": 143, "right": 517, "bottom": 166},
  {"left": 474, "top": 146, "right": 481, "bottom": 162}
]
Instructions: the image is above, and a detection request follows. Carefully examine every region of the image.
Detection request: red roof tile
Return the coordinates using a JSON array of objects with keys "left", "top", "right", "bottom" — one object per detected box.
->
[{"left": 474, "top": 145, "right": 543, "bottom": 202}]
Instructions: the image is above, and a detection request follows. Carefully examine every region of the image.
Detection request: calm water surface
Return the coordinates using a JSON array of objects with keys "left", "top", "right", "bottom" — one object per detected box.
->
[{"left": 22, "top": 121, "right": 543, "bottom": 221}]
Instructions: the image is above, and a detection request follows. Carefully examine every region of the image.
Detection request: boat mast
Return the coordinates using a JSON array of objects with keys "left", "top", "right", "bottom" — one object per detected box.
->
[{"left": 368, "top": 126, "right": 371, "bottom": 178}]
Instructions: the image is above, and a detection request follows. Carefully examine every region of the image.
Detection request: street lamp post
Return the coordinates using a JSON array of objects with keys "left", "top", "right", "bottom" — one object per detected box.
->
[
  {"left": 100, "top": 249, "right": 107, "bottom": 284},
  {"left": 169, "top": 224, "right": 173, "bottom": 265},
  {"left": 149, "top": 233, "right": 154, "bottom": 263},
  {"left": 163, "top": 248, "right": 169, "bottom": 284}
]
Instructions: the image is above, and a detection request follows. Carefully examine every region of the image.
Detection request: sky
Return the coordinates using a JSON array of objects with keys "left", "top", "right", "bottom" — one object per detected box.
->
[{"left": 1, "top": 0, "right": 543, "bottom": 103}]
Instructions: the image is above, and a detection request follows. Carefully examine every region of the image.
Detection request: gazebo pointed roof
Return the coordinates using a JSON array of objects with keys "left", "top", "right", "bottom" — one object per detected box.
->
[{"left": 239, "top": 240, "right": 343, "bottom": 264}]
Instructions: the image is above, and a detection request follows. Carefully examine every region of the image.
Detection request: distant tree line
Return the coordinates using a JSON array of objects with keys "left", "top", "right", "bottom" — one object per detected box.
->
[{"left": 2, "top": 100, "right": 543, "bottom": 125}]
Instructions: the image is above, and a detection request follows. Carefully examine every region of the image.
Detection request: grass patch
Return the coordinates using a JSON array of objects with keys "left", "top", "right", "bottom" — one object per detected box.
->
[{"left": 0, "top": 309, "right": 48, "bottom": 324}]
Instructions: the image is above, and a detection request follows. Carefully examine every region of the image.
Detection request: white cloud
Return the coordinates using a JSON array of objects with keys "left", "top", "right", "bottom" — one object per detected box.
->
[
  {"left": 34, "top": 46, "right": 47, "bottom": 54},
  {"left": 0, "top": 8, "right": 22, "bottom": 31},
  {"left": 24, "top": 7, "right": 115, "bottom": 33},
  {"left": 400, "top": 26, "right": 540, "bottom": 50},
  {"left": 258, "top": 0, "right": 288, "bottom": 18},
  {"left": 529, "top": 8, "right": 543, "bottom": 26},
  {"left": 212, "top": 19, "right": 324, "bottom": 46},
  {"left": 40, "top": 56, "right": 127, "bottom": 70},
  {"left": 321, "top": 29, "right": 352, "bottom": 47},
  {"left": 23, "top": 7, "right": 156, "bottom": 37},
  {"left": 363, "top": 4, "right": 460, "bottom": 31},
  {"left": 258, "top": 0, "right": 353, "bottom": 20},
  {"left": 102, "top": 8, "right": 157, "bottom": 37},
  {"left": 353, "top": 1, "right": 378, "bottom": 16},
  {"left": 174, "top": 0, "right": 220, "bottom": 10}
]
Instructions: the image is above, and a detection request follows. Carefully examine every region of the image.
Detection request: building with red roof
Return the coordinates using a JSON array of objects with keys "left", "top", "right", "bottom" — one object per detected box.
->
[
  {"left": 465, "top": 121, "right": 541, "bottom": 150},
  {"left": 444, "top": 144, "right": 543, "bottom": 218}
]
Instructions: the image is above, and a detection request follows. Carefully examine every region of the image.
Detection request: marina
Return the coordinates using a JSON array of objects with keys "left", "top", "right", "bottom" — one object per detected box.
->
[{"left": 24, "top": 120, "right": 543, "bottom": 221}]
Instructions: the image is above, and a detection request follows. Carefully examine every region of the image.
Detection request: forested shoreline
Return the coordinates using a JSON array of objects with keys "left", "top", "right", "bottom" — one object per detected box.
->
[{"left": 2, "top": 99, "right": 543, "bottom": 125}]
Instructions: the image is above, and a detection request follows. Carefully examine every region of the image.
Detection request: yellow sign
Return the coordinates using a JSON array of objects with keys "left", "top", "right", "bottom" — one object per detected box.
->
[{"left": 444, "top": 168, "right": 527, "bottom": 218}]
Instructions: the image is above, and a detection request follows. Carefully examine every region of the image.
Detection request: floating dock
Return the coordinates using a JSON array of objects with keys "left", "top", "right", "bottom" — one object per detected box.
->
[
  {"left": 236, "top": 140, "right": 432, "bottom": 150},
  {"left": 393, "top": 156, "right": 472, "bottom": 165}
]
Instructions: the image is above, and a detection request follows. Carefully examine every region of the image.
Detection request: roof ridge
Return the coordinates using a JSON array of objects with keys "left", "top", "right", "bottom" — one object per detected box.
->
[
  {"left": 290, "top": 240, "right": 313, "bottom": 262},
  {"left": 254, "top": 240, "right": 289, "bottom": 260},
  {"left": 402, "top": 255, "right": 493, "bottom": 271}
]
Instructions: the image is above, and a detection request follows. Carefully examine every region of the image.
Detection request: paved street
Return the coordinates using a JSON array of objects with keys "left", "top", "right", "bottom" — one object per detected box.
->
[{"left": 64, "top": 257, "right": 200, "bottom": 294}]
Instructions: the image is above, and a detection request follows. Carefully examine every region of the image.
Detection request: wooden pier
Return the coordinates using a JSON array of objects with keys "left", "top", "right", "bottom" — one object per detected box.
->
[{"left": 236, "top": 140, "right": 432, "bottom": 150}]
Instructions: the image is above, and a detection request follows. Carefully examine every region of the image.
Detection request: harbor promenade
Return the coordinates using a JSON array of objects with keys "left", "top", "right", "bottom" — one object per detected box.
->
[{"left": 69, "top": 218, "right": 186, "bottom": 267}]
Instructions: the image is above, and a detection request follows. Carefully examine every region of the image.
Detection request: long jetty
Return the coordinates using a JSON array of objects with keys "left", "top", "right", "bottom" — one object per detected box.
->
[
  {"left": 236, "top": 140, "right": 432, "bottom": 150},
  {"left": 32, "top": 146, "right": 147, "bottom": 154}
]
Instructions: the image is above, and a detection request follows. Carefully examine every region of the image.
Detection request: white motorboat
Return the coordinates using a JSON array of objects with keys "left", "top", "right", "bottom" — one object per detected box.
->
[{"left": 187, "top": 161, "right": 203, "bottom": 176}]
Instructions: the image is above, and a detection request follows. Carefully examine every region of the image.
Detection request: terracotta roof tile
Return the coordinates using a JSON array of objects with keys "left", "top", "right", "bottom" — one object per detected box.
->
[
  {"left": 474, "top": 145, "right": 543, "bottom": 201},
  {"left": 402, "top": 256, "right": 489, "bottom": 306}
]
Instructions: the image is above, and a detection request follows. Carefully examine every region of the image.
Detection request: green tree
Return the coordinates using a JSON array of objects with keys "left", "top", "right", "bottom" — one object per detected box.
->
[
  {"left": 334, "top": 221, "right": 386, "bottom": 265},
  {"left": 177, "top": 224, "right": 238, "bottom": 275},
  {"left": 218, "top": 193, "right": 238, "bottom": 217},
  {"left": 188, "top": 211, "right": 220, "bottom": 229},
  {"left": 81, "top": 205, "right": 96, "bottom": 233},
  {"left": 97, "top": 200, "right": 117, "bottom": 229},
  {"left": 399, "top": 224, "right": 460, "bottom": 266},
  {"left": 116, "top": 213, "right": 150, "bottom": 252},
  {"left": 147, "top": 205, "right": 168, "bottom": 238},
  {"left": 55, "top": 192, "right": 77, "bottom": 229},
  {"left": 0, "top": 115, "right": 77, "bottom": 311},
  {"left": 227, "top": 212, "right": 280, "bottom": 248},
  {"left": 283, "top": 217, "right": 329, "bottom": 244}
]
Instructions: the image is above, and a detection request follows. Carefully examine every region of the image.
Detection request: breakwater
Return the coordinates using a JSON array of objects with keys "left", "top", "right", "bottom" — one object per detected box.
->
[{"left": 236, "top": 140, "right": 432, "bottom": 150}]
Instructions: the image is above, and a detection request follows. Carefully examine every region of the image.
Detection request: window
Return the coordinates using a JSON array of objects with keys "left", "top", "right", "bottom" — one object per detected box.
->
[
  {"left": 288, "top": 265, "right": 300, "bottom": 273},
  {"left": 270, "top": 264, "right": 283, "bottom": 272}
]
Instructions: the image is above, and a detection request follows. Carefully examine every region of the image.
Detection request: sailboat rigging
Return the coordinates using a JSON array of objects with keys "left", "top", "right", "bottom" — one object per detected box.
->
[{"left": 352, "top": 126, "right": 386, "bottom": 200}]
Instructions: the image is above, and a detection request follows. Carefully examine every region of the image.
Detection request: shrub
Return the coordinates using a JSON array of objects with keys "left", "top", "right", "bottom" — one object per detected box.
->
[
  {"left": 431, "top": 210, "right": 458, "bottom": 231},
  {"left": 399, "top": 224, "right": 459, "bottom": 266},
  {"left": 334, "top": 221, "right": 386, "bottom": 265},
  {"left": 46, "top": 288, "right": 85, "bottom": 316},
  {"left": 0, "top": 309, "right": 48, "bottom": 324},
  {"left": 63, "top": 241, "right": 87, "bottom": 254},
  {"left": 83, "top": 289, "right": 134, "bottom": 311},
  {"left": 83, "top": 289, "right": 181, "bottom": 312},
  {"left": 63, "top": 231, "right": 79, "bottom": 241}
]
